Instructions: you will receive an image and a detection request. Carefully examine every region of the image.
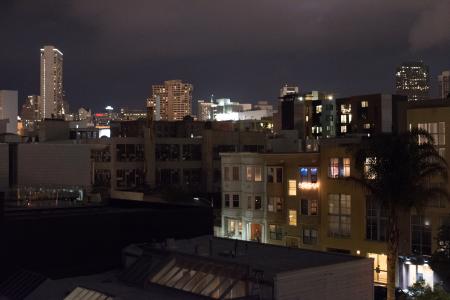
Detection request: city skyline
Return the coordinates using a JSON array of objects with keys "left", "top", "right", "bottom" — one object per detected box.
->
[{"left": 1, "top": 0, "right": 449, "bottom": 111}]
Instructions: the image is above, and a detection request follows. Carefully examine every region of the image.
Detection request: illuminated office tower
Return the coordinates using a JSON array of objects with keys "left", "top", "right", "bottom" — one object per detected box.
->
[
  {"left": 40, "top": 45, "right": 64, "bottom": 118},
  {"left": 395, "top": 61, "right": 430, "bottom": 101},
  {"left": 149, "top": 80, "right": 193, "bottom": 121}
]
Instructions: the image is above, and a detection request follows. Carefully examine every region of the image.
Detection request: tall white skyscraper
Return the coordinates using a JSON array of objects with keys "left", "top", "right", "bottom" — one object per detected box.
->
[
  {"left": 438, "top": 70, "right": 450, "bottom": 99},
  {"left": 0, "top": 90, "right": 18, "bottom": 134},
  {"left": 40, "top": 45, "right": 64, "bottom": 119}
]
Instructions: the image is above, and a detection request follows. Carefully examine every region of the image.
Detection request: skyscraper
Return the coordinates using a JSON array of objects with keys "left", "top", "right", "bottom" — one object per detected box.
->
[
  {"left": 395, "top": 61, "right": 430, "bottom": 101},
  {"left": 0, "top": 90, "right": 18, "bottom": 134},
  {"left": 438, "top": 70, "right": 450, "bottom": 99},
  {"left": 21, "top": 95, "right": 40, "bottom": 130},
  {"left": 40, "top": 45, "right": 64, "bottom": 119},
  {"left": 148, "top": 80, "right": 193, "bottom": 121}
]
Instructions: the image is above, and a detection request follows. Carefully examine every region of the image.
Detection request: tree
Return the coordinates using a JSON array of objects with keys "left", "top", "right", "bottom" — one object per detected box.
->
[
  {"left": 407, "top": 280, "right": 450, "bottom": 300},
  {"left": 349, "top": 128, "right": 448, "bottom": 300},
  {"left": 431, "top": 224, "right": 450, "bottom": 290}
]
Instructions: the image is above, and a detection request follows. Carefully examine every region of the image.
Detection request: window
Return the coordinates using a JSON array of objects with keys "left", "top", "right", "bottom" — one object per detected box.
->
[
  {"left": 417, "top": 122, "right": 446, "bottom": 157},
  {"left": 340, "top": 104, "right": 351, "bottom": 114},
  {"left": 288, "top": 210, "right": 297, "bottom": 226},
  {"left": 364, "top": 157, "right": 377, "bottom": 179},
  {"left": 269, "top": 225, "right": 283, "bottom": 240},
  {"left": 232, "top": 166, "right": 239, "bottom": 181},
  {"left": 411, "top": 215, "right": 431, "bottom": 255},
  {"left": 368, "top": 253, "right": 387, "bottom": 285},
  {"left": 310, "top": 168, "right": 318, "bottom": 183},
  {"left": 316, "top": 105, "right": 322, "bottom": 113},
  {"left": 288, "top": 180, "right": 297, "bottom": 196},
  {"left": 224, "top": 194, "right": 230, "bottom": 208},
  {"left": 299, "top": 168, "right": 308, "bottom": 183},
  {"left": 232, "top": 194, "right": 240, "bottom": 208},
  {"left": 340, "top": 125, "right": 347, "bottom": 133},
  {"left": 225, "top": 219, "right": 242, "bottom": 238},
  {"left": 328, "top": 194, "right": 351, "bottom": 238},
  {"left": 246, "top": 166, "right": 262, "bottom": 182},
  {"left": 328, "top": 158, "right": 350, "bottom": 178},
  {"left": 267, "top": 167, "right": 283, "bottom": 183},
  {"left": 363, "top": 123, "right": 371, "bottom": 129},
  {"left": 224, "top": 167, "right": 230, "bottom": 181},
  {"left": 303, "top": 228, "right": 318, "bottom": 245},
  {"left": 366, "top": 196, "right": 386, "bottom": 241},
  {"left": 361, "top": 100, "right": 369, "bottom": 108},
  {"left": 268, "top": 197, "right": 282, "bottom": 212},
  {"left": 254, "top": 196, "right": 262, "bottom": 210},
  {"left": 329, "top": 158, "right": 339, "bottom": 178},
  {"left": 340, "top": 115, "right": 348, "bottom": 124},
  {"left": 342, "top": 158, "right": 351, "bottom": 177},
  {"left": 310, "top": 199, "right": 318, "bottom": 215},
  {"left": 246, "top": 166, "right": 254, "bottom": 181},
  {"left": 247, "top": 195, "right": 252, "bottom": 209},
  {"left": 255, "top": 167, "right": 262, "bottom": 182},
  {"left": 301, "top": 199, "right": 318, "bottom": 216}
]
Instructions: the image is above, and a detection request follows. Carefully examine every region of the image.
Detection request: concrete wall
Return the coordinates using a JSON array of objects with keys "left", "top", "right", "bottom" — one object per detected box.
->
[
  {"left": 275, "top": 259, "right": 373, "bottom": 300},
  {"left": 17, "top": 143, "right": 91, "bottom": 187},
  {"left": 0, "top": 90, "right": 18, "bottom": 134},
  {"left": 0, "top": 143, "right": 8, "bottom": 191}
]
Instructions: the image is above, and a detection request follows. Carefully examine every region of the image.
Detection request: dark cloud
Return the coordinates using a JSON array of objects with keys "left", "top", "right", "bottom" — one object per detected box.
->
[{"left": 0, "top": 0, "right": 449, "bottom": 111}]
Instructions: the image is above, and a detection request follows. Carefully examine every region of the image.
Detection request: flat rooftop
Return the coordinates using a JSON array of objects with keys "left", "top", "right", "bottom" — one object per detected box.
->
[{"left": 147, "top": 236, "right": 364, "bottom": 278}]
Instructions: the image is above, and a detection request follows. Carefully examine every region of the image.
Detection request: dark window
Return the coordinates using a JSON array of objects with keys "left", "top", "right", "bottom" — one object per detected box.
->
[
  {"left": 232, "top": 194, "right": 240, "bottom": 208},
  {"left": 269, "top": 225, "right": 283, "bottom": 240},
  {"left": 224, "top": 194, "right": 230, "bottom": 208},
  {"left": 411, "top": 215, "right": 432, "bottom": 255},
  {"left": 255, "top": 196, "right": 262, "bottom": 210},
  {"left": 366, "top": 197, "right": 387, "bottom": 241},
  {"left": 301, "top": 199, "right": 309, "bottom": 215},
  {"left": 303, "top": 228, "right": 318, "bottom": 245}
]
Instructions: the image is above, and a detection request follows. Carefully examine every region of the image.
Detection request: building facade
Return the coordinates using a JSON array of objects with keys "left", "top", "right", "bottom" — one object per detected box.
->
[
  {"left": 335, "top": 94, "right": 407, "bottom": 137},
  {"left": 21, "top": 95, "right": 40, "bottom": 131},
  {"left": 438, "top": 70, "right": 450, "bottom": 99},
  {"left": 149, "top": 80, "right": 193, "bottom": 121},
  {"left": 40, "top": 45, "right": 64, "bottom": 118},
  {"left": 0, "top": 90, "right": 18, "bottom": 134},
  {"left": 395, "top": 61, "right": 430, "bottom": 101}
]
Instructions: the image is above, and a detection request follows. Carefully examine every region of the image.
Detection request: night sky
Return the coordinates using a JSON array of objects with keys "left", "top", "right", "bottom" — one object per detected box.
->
[{"left": 1, "top": 0, "right": 449, "bottom": 112}]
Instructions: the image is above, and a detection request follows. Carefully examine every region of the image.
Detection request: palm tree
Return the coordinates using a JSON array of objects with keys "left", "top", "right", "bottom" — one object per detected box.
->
[{"left": 349, "top": 128, "right": 448, "bottom": 300}]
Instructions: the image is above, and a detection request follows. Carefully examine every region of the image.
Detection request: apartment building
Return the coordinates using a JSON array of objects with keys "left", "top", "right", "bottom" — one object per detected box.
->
[{"left": 220, "top": 123, "right": 449, "bottom": 289}]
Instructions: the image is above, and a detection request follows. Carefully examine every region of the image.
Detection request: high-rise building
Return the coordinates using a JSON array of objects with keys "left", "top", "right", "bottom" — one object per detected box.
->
[
  {"left": 40, "top": 45, "right": 64, "bottom": 119},
  {"left": 395, "top": 61, "right": 430, "bottom": 101},
  {"left": 0, "top": 90, "right": 18, "bottom": 134},
  {"left": 438, "top": 70, "right": 450, "bottom": 99},
  {"left": 280, "top": 84, "right": 299, "bottom": 97},
  {"left": 148, "top": 80, "right": 193, "bottom": 121},
  {"left": 21, "top": 95, "right": 40, "bottom": 130}
]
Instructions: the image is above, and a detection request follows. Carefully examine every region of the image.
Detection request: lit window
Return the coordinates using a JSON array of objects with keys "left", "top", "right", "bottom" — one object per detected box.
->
[
  {"left": 341, "top": 125, "right": 347, "bottom": 133},
  {"left": 340, "top": 115, "right": 347, "bottom": 124},
  {"left": 316, "top": 105, "right": 322, "bottom": 113},
  {"left": 246, "top": 166, "right": 254, "bottom": 181},
  {"left": 341, "top": 104, "right": 351, "bottom": 114},
  {"left": 288, "top": 180, "right": 297, "bottom": 196},
  {"left": 255, "top": 166, "right": 262, "bottom": 182},
  {"left": 342, "top": 158, "right": 351, "bottom": 177},
  {"left": 328, "top": 158, "right": 339, "bottom": 178},
  {"left": 289, "top": 209, "right": 297, "bottom": 226},
  {"left": 361, "top": 101, "right": 369, "bottom": 108},
  {"left": 364, "top": 157, "right": 377, "bottom": 179},
  {"left": 310, "top": 199, "right": 318, "bottom": 215},
  {"left": 363, "top": 123, "right": 371, "bottom": 129}
]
